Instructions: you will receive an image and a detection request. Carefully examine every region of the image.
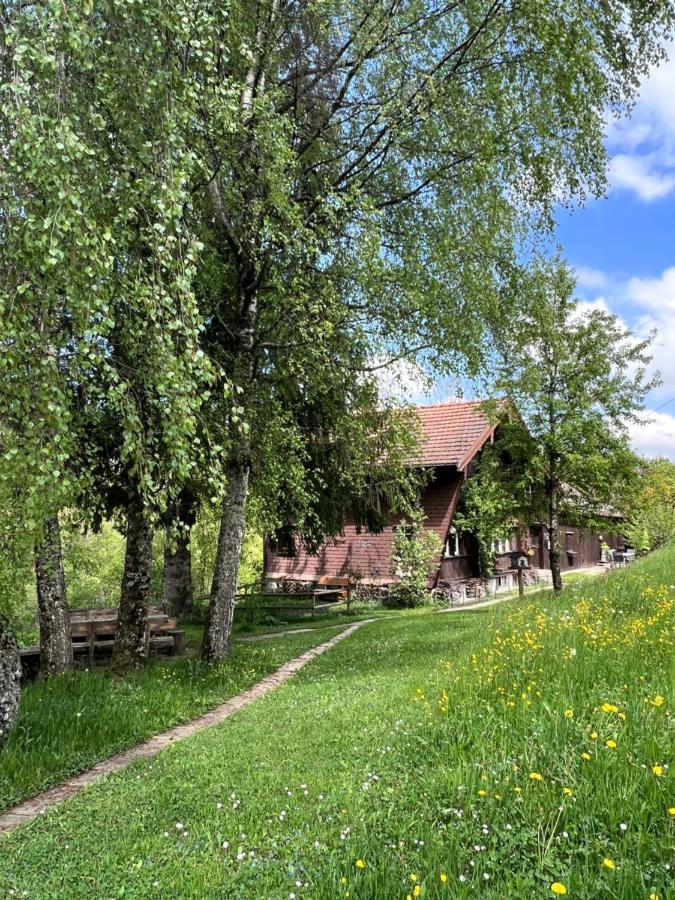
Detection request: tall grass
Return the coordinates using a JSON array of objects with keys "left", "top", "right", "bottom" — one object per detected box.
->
[{"left": 0, "top": 548, "right": 671, "bottom": 899}]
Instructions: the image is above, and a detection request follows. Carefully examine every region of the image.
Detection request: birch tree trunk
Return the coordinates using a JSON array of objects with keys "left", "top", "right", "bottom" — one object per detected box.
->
[
  {"left": 112, "top": 493, "right": 153, "bottom": 673},
  {"left": 0, "top": 616, "right": 21, "bottom": 746},
  {"left": 202, "top": 461, "right": 250, "bottom": 661},
  {"left": 34, "top": 515, "right": 73, "bottom": 676}
]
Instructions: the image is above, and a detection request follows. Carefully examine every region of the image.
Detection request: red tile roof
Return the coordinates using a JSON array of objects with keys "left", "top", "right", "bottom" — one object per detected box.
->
[{"left": 413, "top": 400, "right": 495, "bottom": 469}]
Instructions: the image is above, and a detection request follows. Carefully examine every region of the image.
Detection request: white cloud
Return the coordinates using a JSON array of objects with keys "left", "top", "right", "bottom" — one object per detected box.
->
[
  {"left": 574, "top": 263, "right": 675, "bottom": 458},
  {"left": 375, "top": 356, "right": 433, "bottom": 403},
  {"left": 608, "top": 154, "right": 675, "bottom": 201},
  {"left": 575, "top": 266, "right": 610, "bottom": 291},
  {"left": 574, "top": 296, "right": 611, "bottom": 318},
  {"left": 629, "top": 411, "right": 675, "bottom": 460},
  {"left": 622, "top": 268, "right": 675, "bottom": 400},
  {"left": 607, "top": 54, "right": 675, "bottom": 201}
]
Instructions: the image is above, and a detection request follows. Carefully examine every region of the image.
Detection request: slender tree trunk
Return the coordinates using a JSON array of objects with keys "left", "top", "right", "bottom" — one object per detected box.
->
[
  {"left": 34, "top": 515, "right": 73, "bottom": 676},
  {"left": 202, "top": 461, "right": 250, "bottom": 661},
  {"left": 548, "top": 487, "right": 563, "bottom": 593},
  {"left": 112, "top": 492, "right": 153, "bottom": 673},
  {"left": 162, "top": 489, "right": 196, "bottom": 619},
  {"left": 0, "top": 616, "right": 21, "bottom": 746},
  {"left": 163, "top": 532, "right": 193, "bottom": 619}
]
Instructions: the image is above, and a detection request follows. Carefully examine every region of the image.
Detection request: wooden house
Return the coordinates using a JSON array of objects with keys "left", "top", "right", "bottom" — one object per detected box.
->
[{"left": 263, "top": 400, "right": 621, "bottom": 591}]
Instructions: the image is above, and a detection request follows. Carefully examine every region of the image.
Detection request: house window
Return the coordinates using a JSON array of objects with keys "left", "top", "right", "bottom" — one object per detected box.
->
[
  {"left": 445, "top": 527, "right": 459, "bottom": 557},
  {"left": 491, "top": 536, "right": 511, "bottom": 554}
]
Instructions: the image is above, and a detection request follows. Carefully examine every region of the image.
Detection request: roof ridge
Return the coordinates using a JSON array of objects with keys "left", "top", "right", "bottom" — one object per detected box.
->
[{"left": 414, "top": 399, "right": 485, "bottom": 411}]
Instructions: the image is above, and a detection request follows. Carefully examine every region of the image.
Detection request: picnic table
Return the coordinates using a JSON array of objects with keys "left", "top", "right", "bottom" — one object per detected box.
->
[{"left": 19, "top": 606, "right": 186, "bottom": 678}]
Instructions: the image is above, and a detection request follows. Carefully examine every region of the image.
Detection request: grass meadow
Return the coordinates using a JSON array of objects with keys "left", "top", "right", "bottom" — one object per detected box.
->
[
  {"left": 0, "top": 629, "right": 337, "bottom": 811},
  {"left": 0, "top": 547, "right": 672, "bottom": 898}
]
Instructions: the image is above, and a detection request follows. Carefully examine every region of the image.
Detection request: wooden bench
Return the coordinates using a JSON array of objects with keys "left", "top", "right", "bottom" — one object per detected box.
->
[
  {"left": 19, "top": 607, "right": 185, "bottom": 677},
  {"left": 313, "top": 576, "right": 353, "bottom": 611}
]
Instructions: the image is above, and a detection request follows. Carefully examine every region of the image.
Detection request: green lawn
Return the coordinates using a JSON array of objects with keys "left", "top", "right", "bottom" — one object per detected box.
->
[
  {"left": 0, "top": 629, "right": 339, "bottom": 812},
  {"left": 1, "top": 549, "right": 672, "bottom": 898}
]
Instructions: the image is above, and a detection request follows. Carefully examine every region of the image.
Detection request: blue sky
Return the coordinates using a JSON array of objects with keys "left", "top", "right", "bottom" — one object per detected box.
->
[
  {"left": 385, "top": 54, "right": 675, "bottom": 460},
  {"left": 558, "top": 53, "right": 675, "bottom": 460}
]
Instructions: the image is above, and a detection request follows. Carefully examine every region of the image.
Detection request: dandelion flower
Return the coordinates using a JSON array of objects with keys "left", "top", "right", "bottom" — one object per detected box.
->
[
  {"left": 668, "top": 807, "right": 675, "bottom": 817},
  {"left": 565, "top": 709, "right": 573, "bottom": 719},
  {"left": 649, "top": 893, "right": 660, "bottom": 900},
  {"left": 652, "top": 765, "right": 664, "bottom": 777},
  {"left": 606, "top": 740, "right": 617, "bottom": 748},
  {"left": 602, "top": 858, "right": 616, "bottom": 870},
  {"left": 563, "top": 787, "right": 573, "bottom": 796},
  {"left": 410, "top": 875, "right": 418, "bottom": 883},
  {"left": 340, "top": 878, "right": 347, "bottom": 885},
  {"left": 551, "top": 883, "right": 568, "bottom": 895},
  {"left": 601, "top": 703, "right": 619, "bottom": 714},
  {"left": 355, "top": 859, "right": 366, "bottom": 870},
  {"left": 590, "top": 731, "right": 598, "bottom": 740},
  {"left": 529, "top": 772, "right": 543, "bottom": 781},
  {"left": 413, "top": 887, "right": 421, "bottom": 898},
  {"left": 650, "top": 695, "right": 664, "bottom": 707},
  {"left": 478, "top": 789, "right": 487, "bottom": 796},
  {"left": 581, "top": 752, "right": 591, "bottom": 761},
  {"left": 440, "top": 873, "right": 448, "bottom": 883}
]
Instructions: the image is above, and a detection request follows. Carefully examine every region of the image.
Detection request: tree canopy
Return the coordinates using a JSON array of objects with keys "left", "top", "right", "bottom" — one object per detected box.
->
[{"left": 1, "top": 0, "right": 674, "bottom": 656}]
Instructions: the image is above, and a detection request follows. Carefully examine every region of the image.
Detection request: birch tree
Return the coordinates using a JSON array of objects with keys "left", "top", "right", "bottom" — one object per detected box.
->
[{"left": 494, "top": 260, "right": 656, "bottom": 591}]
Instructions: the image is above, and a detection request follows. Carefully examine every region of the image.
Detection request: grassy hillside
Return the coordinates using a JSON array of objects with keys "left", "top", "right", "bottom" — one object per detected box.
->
[{"left": 1, "top": 548, "right": 672, "bottom": 898}]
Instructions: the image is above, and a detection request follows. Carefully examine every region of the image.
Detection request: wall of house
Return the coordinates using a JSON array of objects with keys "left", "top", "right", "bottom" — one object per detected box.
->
[
  {"left": 264, "top": 468, "right": 464, "bottom": 585},
  {"left": 531, "top": 524, "right": 623, "bottom": 571}
]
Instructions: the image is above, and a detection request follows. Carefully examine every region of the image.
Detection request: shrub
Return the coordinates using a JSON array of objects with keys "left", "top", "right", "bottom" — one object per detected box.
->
[{"left": 388, "top": 508, "right": 442, "bottom": 608}]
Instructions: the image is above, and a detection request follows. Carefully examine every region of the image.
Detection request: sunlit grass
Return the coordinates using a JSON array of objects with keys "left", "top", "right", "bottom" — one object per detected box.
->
[
  {"left": 0, "top": 629, "right": 338, "bottom": 811},
  {"left": 0, "top": 548, "right": 672, "bottom": 899}
]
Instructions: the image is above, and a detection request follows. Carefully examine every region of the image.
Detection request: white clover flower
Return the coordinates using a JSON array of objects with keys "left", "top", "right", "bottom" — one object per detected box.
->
[
  {"left": 620, "top": 823, "right": 628, "bottom": 832},
  {"left": 175, "top": 823, "right": 184, "bottom": 831},
  {"left": 222, "top": 841, "right": 229, "bottom": 849}
]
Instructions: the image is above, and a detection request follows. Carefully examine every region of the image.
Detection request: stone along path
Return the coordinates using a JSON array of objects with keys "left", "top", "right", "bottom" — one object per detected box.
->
[{"left": 0, "top": 620, "right": 373, "bottom": 836}]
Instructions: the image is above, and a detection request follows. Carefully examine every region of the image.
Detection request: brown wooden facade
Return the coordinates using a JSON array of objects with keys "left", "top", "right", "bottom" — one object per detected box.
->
[{"left": 264, "top": 401, "right": 623, "bottom": 588}]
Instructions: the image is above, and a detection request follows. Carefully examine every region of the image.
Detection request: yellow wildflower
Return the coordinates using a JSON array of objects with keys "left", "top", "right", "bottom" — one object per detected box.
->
[
  {"left": 602, "top": 858, "right": 616, "bottom": 870},
  {"left": 478, "top": 789, "right": 487, "bottom": 797},
  {"left": 413, "top": 887, "right": 421, "bottom": 898},
  {"left": 618, "top": 712, "right": 626, "bottom": 721},
  {"left": 340, "top": 877, "right": 347, "bottom": 885},
  {"left": 581, "top": 752, "right": 592, "bottom": 761},
  {"left": 650, "top": 893, "right": 660, "bottom": 900},
  {"left": 410, "top": 875, "right": 418, "bottom": 882},
  {"left": 601, "top": 703, "right": 619, "bottom": 713},
  {"left": 563, "top": 787, "right": 573, "bottom": 796},
  {"left": 668, "top": 807, "right": 675, "bottom": 816},
  {"left": 551, "top": 883, "right": 568, "bottom": 895},
  {"left": 590, "top": 731, "right": 598, "bottom": 740},
  {"left": 514, "top": 786, "right": 522, "bottom": 793},
  {"left": 652, "top": 765, "right": 664, "bottom": 777},
  {"left": 606, "top": 739, "right": 617, "bottom": 748},
  {"left": 650, "top": 695, "right": 664, "bottom": 707},
  {"left": 529, "top": 772, "right": 543, "bottom": 781},
  {"left": 355, "top": 859, "right": 366, "bottom": 869},
  {"left": 564, "top": 708, "right": 573, "bottom": 719},
  {"left": 440, "top": 873, "right": 448, "bottom": 883}
]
